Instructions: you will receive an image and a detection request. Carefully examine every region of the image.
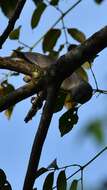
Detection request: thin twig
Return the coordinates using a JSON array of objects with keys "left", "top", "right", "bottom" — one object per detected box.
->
[
  {"left": 67, "top": 147, "right": 107, "bottom": 180},
  {"left": 52, "top": 146, "right": 107, "bottom": 189},
  {"left": 18, "top": 40, "right": 32, "bottom": 49},
  {"left": 81, "top": 168, "right": 84, "bottom": 190},
  {"left": 90, "top": 63, "right": 99, "bottom": 90},
  {"left": 0, "top": 0, "right": 26, "bottom": 48},
  {"left": 55, "top": 6, "right": 69, "bottom": 50},
  {"left": 31, "top": 0, "right": 82, "bottom": 50},
  {"left": 93, "top": 88, "right": 107, "bottom": 94}
]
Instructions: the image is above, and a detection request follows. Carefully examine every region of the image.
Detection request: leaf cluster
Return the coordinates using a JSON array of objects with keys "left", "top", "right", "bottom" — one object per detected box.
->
[{"left": 33, "top": 159, "right": 79, "bottom": 190}]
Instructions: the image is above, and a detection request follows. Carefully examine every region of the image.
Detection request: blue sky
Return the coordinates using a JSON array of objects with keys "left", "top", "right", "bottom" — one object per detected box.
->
[{"left": 0, "top": 0, "right": 107, "bottom": 189}]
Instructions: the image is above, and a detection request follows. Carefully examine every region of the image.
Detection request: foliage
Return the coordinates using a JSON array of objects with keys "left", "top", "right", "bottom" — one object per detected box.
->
[
  {"left": 0, "top": 80, "right": 15, "bottom": 119},
  {"left": 0, "top": 0, "right": 107, "bottom": 190},
  {"left": 9, "top": 26, "right": 21, "bottom": 40}
]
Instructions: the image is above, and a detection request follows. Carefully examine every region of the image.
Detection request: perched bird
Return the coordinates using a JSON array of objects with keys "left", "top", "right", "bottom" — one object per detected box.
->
[{"left": 7, "top": 50, "right": 93, "bottom": 106}]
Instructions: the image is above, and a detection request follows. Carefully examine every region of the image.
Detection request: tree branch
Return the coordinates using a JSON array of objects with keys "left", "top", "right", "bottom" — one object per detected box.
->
[
  {"left": 0, "top": 0, "right": 26, "bottom": 48},
  {"left": 0, "top": 57, "right": 40, "bottom": 75},
  {"left": 56, "top": 26, "right": 107, "bottom": 80},
  {"left": 0, "top": 26, "right": 107, "bottom": 113},
  {"left": 23, "top": 26, "right": 107, "bottom": 190},
  {"left": 0, "top": 25, "right": 107, "bottom": 190},
  {"left": 0, "top": 79, "right": 44, "bottom": 112},
  {"left": 23, "top": 85, "right": 60, "bottom": 190}
]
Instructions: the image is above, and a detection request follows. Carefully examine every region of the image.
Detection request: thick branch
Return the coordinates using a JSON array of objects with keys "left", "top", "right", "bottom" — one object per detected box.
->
[
  {"left": 23, "top": 26, "right": 107, "bottom": 190},
  {"left": 0, "top": 57, "right": 39, "bottom": 75},
  {"left": 0, "top": 80, "right": 43, "bottom": 112},
  {"left": 23, "top": 85, "right": 60, "bottom": 190},
  {"left": 0, "top": 0, "right": 26, "bottom": 48},
  {"left": 56, "top": 26, "right": 107, "bottom": 80}
]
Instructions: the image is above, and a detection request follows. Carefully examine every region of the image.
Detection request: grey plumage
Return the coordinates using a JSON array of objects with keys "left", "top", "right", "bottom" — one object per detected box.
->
[{"left": 7, "top": 51, "right": 93, "bottom": 104}]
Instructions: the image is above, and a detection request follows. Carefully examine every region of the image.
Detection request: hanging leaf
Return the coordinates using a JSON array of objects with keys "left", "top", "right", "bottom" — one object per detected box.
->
[
  {"left": 31, "top": 2, "right": 46, "bottom": 29},
  {"left": 67, "top": 28, "right": 86, "bottom": 43},
  {"left": 48, "top": 159, "right": 59, "bottom": 169},
  {"left": 69, "top": 180, "right": 78, "bottom": 190},
  {"left": 0, "top": 169, "right": 6, "bottom": 188},
  {"left": 50, "top": 0, "right": 59, "bottom": 6},
  {"left": 59, "top": 109, "right": 78, "bottom": 137},
  {"left": 0, "top": 0, "right": 18, "bottom": 18},
  {"left": 35, "top": 167, "right": 48, "bottom": 178},
  {"left": 43, "top": 172, "right": 54, "bottom": 190},
  {"left": 43, "top": 29, "right": 61, "bottom": 53},
  {"left": 57, "top": 170, "right": 67, "bottom": 190},
  {"left": 54, "top": 91, "right": 67, "bottom": 113},
  {"left": 4, "top": 106, "right": 14, "bottom": 120},
  {"left": 0, "top": 81, "right": 15, "bottom": 119},
  {"left": 9, "top": 26, "right": 21, "bottom": 40}
]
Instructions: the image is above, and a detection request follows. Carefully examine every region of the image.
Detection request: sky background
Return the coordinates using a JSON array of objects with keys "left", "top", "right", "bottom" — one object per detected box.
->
[{"left": 0, "top": 0, "right": 107, "bottom": 189}]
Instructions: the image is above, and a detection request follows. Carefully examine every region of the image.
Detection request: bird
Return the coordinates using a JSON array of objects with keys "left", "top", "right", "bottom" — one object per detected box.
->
[{"left": 6, "top": 50, "right": 93, "bottom": 106}]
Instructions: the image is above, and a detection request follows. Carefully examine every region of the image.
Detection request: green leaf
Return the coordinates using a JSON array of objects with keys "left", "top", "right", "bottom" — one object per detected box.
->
[
  {"left": 50, "top": 0, "right": 59, "bottom": 6},
  {"left": 86, "top": 120, "right": 104, "bottom": 143},
  {"left": 0, "top": 0, "right": 18, "bottom": 18},
  {"left": 43, "top": 172, "right": 54, "bottom": 190},
  {"left": 0, "top": 81, "right": 15, "bottom": 119},
  {"left": 9, "top": 26, "right": 21, "bottom": 40},
  {"left": 59, "top": 109, "right": 78, "bottom": 137},
  {"left": 35, "top": 167, "right": 48, "bottom": 178},
  {"left": 31, "top": 2, "right": 46, "bottom": 29},
  {"left": 69, "top": 180, "right": 78, "bottom": 190},
  {"left": 4, "top": 106, "right": 14, "bottom": 120},
  {"left": 57, "top": 170, "right": 67, "bottom": 190},
  {"left": 0, "top": 169, "right": 6, "bottom": 188},
  {"left": 54, "top": 91, "right": 66, "bottom": 113},
  {"left": 43, "top": 29, "right": 61, "bottom": 53},
  {"left": 48, "top": 159, "right": 59, "bottom": 169},
  {"left": 67, "top": 28, "right": 86, "bottom": 43}
]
